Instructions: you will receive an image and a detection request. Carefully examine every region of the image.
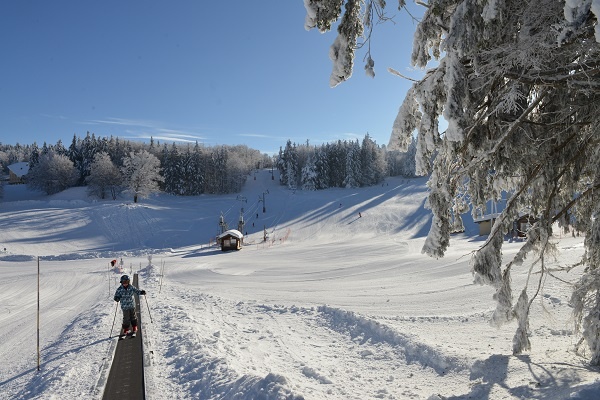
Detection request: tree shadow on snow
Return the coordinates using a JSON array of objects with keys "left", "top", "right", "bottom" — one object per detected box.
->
[
  {"left": 182, "top": 248, "right": 225, "bottom": 258},
  {"left": 443, "top": 354, "right": 599, "bottom": 399},
  {"left": 0, "top": 337, "right": 108, "bottom": 390}
]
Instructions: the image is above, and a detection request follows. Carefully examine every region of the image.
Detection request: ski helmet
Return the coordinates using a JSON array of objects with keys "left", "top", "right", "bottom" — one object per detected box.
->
[{"left": 120, "top": 275, "right": 130, "bottom": 282}]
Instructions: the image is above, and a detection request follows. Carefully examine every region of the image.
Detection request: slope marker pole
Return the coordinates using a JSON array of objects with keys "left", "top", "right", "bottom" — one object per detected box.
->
[{"left": 143, "top": 295, "right": 153, "bottom": 323}]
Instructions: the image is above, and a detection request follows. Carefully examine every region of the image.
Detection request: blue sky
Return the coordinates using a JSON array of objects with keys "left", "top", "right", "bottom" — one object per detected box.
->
[{"left": 1, "top": 1, "right": 423, "bottom": 155}]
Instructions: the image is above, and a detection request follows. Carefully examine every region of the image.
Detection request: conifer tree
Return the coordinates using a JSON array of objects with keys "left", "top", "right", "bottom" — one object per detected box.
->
[
  {"left": 301, "top": 154, "right": 319, "bottom": 190},
  {"left": 313, "top": 146, "right": 331, "bottom": 190},
  {"left": 343, "top": 140, "right": 361, "bottom": 188},
  {"left": 162, "top": 143, "right": 182, "bottom": 195}
]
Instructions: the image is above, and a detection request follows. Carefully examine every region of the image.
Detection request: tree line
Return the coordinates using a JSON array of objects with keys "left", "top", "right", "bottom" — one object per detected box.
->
[
  {"left": 0, "top": 133, "right": 417, "bottom": 201},
  {"left": 0, "top": 134, "right": 271, "bottom": 201},
  {"left": 277, "top": 134, "right": 416, "bottom": 190}
]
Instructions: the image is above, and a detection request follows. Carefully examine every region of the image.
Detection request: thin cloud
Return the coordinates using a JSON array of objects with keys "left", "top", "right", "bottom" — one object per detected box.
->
[
  {"left": 79, "top": 117, "right": 207, "bottom": 143},
  {"left": 123, "top": 129, "right": 207, "bottom": 144},
  {"left": 239, "top": 133, "right": 275, "bottom": 139},
  {"left": 83, "top": 117, "right": 159, "bottom": 129},
  {"left": 157, "top": 129, "right": 205, "bottom": 140},
  {"left": 41, "top": 114, "right": 68, "bottom": 120},
  {"left": 125, "top": 134, "right": 200, "bottom": 144}
]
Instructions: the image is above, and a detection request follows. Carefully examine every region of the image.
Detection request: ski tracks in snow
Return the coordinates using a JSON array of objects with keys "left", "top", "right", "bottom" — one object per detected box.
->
[
  {"left": 145, "top": 278, "right": 472, "bottom": 399},
  {"left": 92, "top": 203, "right": 160, "bottom": 249}
]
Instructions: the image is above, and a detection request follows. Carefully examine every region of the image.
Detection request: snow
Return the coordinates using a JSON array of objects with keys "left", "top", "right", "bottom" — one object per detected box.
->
[
  {"left": 1, "top": 171, "right": 599, "bottom": 399},
  {"left": 7, "top": 162, "right": 30, "bottom": 178},
  {"left": 217, "top": 230, "right": 244, "bottom": 240}
]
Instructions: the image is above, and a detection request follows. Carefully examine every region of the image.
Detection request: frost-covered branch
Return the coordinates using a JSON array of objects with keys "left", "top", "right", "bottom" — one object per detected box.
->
[
  {"left": 458, "top": 90, "right": 548, "bottom": 175},
  {"left": 304, "top": 0, "right": 423, "bottom": 85},
  {"left": 305, "top": 0, "right": 600, "bottom": 362}
]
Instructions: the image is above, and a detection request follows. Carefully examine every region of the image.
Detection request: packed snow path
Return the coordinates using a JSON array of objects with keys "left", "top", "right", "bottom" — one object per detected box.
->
[{"left": 102, "top": 274, "right": 146, "bottom": 400}]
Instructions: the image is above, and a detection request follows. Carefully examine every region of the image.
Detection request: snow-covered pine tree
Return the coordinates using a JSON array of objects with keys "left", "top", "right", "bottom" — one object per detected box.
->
[
  {"left": 202, "top": 148, "right": 218, "bottom": 194},
  {"left": 213, "top": 146, "right": 229, "bottom": 194},
  {"left": 313, "top": 146, "right": 330, "bottom": 190},
  {"left": 360, "top": 134, "right": 385, "bottom": 186},
  {"left": 301, "top": 154, "right": 319, "bottom": 190},
  {"left": 280, "top": 140, "right": 300, "bottom": 189},
  {"left": 78, "top": 132, "right": 98, "bottom": 185},
  {"left": 276, "top": 146, "right": 287, "bottom": 186},
  {"left": 28, "top": 142, "right": 40, "bottom": 169},
  {"left": 343, "top": 140, "right": 361, "bottom": 188},
  {"left": 186, "top": 142, "right": 205, "bottom": 195},
  {"left": 67, "top": 134, "right": 83, "bottom": 183},
  {"left": 328, "top": 141, "right": 347, "bottom": 187},
  {"left": 305, "top": 0, "right": 600, "bottom": 361},
  {"left": 53, "top": 139, "right": 68, "bottom": 157},
  {"left": 179, "top": 145, "right": 192, "bottom": 195},
  {"left": 161, "top": 143, "right": 182, "bottom": 195}
]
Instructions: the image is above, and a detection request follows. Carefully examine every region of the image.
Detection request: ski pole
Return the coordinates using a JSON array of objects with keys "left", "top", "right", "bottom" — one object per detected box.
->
[
  {"left": 143, "top": 294, "right": 153, "bottom": 323},
  {"left": 109, "top": 301, "right": 118, "bottom": 338}
]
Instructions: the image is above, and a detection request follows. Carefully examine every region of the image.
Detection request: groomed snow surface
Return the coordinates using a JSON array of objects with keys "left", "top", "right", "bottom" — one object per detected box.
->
[{"left": 1, "top": 171, "right": 599, "bottom": 400}]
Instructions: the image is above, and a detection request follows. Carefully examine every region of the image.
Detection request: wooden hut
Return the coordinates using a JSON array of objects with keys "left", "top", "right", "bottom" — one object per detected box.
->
[
  {"left": 216, "top": 229, "right": 244, "bottom": 251},
  {"left": 7, "top": 162, "right": 29, "bottom": 184},
  {"left": 473, "top": 213, "right": 500, "bottom": 236},
  {"left": 473, "top": 213, "right": 537, "bottom": 238}
]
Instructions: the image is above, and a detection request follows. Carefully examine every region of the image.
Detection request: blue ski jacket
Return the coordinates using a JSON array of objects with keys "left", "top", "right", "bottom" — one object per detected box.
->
[{"left": 114, "top": 284, "right": 142, "bottom": 310}]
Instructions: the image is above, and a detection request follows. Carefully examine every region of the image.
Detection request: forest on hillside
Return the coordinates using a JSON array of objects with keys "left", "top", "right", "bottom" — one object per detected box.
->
[{"left": 0, "top": 133, "right": 416, "bottom": 200}]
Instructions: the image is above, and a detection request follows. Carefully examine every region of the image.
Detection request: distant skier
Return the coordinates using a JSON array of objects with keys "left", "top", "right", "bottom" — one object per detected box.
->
[{"left": 114, "top": 274, "right": 146, "bottom": 338}]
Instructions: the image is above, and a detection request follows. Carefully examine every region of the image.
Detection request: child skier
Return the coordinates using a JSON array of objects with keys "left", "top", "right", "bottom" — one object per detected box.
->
[{"left": 114, "top": 274, "right": 146, "bottom": 338}]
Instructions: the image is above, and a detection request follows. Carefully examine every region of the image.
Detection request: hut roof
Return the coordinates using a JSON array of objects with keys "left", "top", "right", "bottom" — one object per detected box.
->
[
  {"left": 217, "top": 229, "right": 244, "bottom": 240},
  {"left": 7, "top": 162, "right": 30, "bottom": 177}
]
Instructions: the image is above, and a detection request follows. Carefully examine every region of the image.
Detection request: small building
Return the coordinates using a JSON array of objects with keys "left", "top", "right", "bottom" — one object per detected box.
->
[
  {"left": 474, "top": 213, "right": 537, "bottom": 238},
  {"left": 7, "top": 162, "right": 29, "bottom": 184},
  {"left": 473, "top": 213, "right": 501, "bottom": 236},
  {"left": 216, "top": 229, "right": 244, "bottom": 251}
]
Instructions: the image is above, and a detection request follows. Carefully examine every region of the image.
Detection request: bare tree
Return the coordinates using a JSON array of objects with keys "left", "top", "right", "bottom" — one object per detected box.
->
[
  {"left": 121, "top": 150, "right": 164, "bottom": 203},
  {"left": 27, "top": 151, "right": 78, "bottom": 195},
  {"left": 86, "top": 152, "right": 122, "bottom": 200}
]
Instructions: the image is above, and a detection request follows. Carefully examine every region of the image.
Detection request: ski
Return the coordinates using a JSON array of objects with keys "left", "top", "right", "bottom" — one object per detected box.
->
[{"left": 116, "top": 327, "right": 137, "bottom": 339}]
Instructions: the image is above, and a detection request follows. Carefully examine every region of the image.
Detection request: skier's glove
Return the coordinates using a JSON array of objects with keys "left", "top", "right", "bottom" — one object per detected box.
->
[
  {"left": 114, "top": 296, "right": 120, "bottom": 302},
  {"left": 140, "top": 290, "right": 146, "bottom": 295}
]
